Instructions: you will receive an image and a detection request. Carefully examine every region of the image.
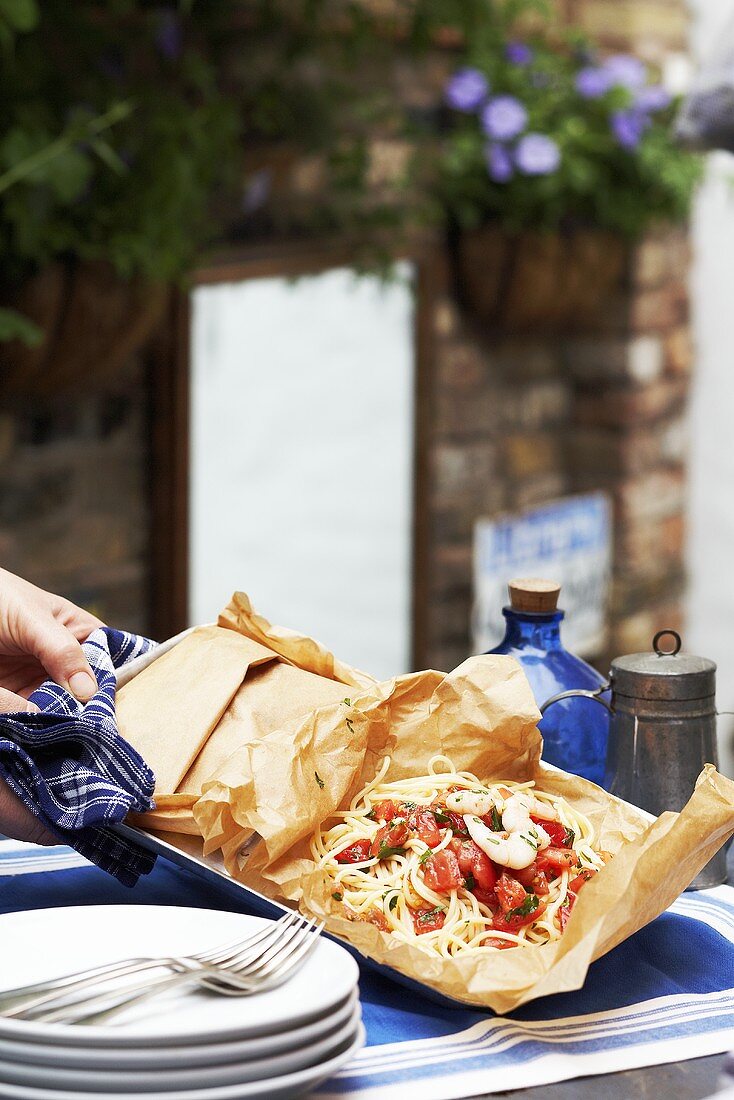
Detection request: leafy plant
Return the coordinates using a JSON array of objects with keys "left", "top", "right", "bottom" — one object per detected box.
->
[
  {"left": 434, "top": 9, "right": 701, "bottom": 235},
  {"left": 0, "top": 1, "right": 238, "bottom": 291}
]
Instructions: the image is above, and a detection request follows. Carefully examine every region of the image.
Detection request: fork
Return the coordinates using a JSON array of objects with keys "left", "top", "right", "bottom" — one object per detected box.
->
[
  {"left": 1, "top": 910, "right": 302, "bottom": 1019},
  {"left": 34, "top": 915, "right": 324, "bottom": 1025}
]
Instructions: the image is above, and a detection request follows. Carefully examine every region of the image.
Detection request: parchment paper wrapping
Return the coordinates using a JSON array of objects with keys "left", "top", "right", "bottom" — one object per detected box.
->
[{"left": 120, "top": 594, "right": 734, "bottom": 1013}]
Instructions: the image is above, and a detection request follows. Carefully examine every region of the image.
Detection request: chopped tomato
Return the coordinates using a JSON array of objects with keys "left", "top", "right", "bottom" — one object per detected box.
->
[
  {"left": 409, "top": 906, "right": 446, "bottom": 935},
  {"left": 531, "top": 817, "right": 575, "bottom": 848},
  {"left": 513, "top": 861, "right": 550, "bottom": 896},
  {"left": 347, "top": 906, "right": 390, "bottom": 931},
  {"left": 468, "top": 843, "right": 497, "bottom": 892},
  {"left": 470, "top": 885, "right": 498, "bottom": 911},
  {"left": 559, "top": 899, "right": 574, "bottom": 931},
  {"left": 495, "top": 872, "right": 527, "bottom": 915},
  {"left": 432, "top": 804, "right": 469, "bottom": 837},
  {"left": 483, "top": 935, "right": 515, "bottom": 950},
  {"left": 409, "top": 809, "right": 442, "bottom": 848},
  {"left": 370, "top": 821, "right": 409, "bottom": 859},
  {"left": 536, "top": 846, "right": 581, "bottom": 877},
  {"left": 372, "top": 799, "right": 399, "bottom": 822},
  {"left": 569, "top": 867, "right": 597, "bottom": 894},
  {"left": 335, "top": 839, "right": 372, "bottom": 864},
  {"left": 493, "top": 895, "right": 547, "bottom": 933},
  {"left": 423, "top": 848, "right": 463, "bottom": 894}
]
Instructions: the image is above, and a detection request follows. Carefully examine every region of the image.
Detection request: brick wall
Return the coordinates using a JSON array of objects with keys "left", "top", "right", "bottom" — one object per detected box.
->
[
  {"left": 0, "top": 357, "right": 153, "bottom": 636},
  {"left": 421, "top": 227, "right": 691, "bottom": 673}
]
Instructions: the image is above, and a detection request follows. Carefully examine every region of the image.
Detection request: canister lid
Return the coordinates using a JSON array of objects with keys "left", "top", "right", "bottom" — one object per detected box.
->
[{"left": 611, "top": 630, "right": 716, "bottom": 701}]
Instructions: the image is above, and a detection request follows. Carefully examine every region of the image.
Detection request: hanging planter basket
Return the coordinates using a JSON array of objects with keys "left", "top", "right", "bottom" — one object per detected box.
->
[
  {"left": 0, "top": 261, "right": 169, "bottom": 395},
  {"left": 456, "top": 225, "right": 629, "bottom": 335}
]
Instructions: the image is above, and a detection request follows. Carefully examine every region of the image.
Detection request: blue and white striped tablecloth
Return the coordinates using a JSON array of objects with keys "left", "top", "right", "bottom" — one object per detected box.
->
[{"left": 1, "top": 838, "right": 733, "bottom": 1099}]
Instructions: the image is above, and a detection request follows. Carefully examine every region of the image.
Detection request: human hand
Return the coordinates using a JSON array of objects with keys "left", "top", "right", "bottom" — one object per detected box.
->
[
  {"left": 0, "top": 567, "right": 104, "bottom": 713},
  {"left": 0, "top": 776, "right": 57, "bottom": 845}
]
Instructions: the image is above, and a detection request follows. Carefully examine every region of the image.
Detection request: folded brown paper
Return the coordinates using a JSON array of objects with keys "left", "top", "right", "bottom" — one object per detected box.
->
[{"left": 121, "top": 594, "right": 734, "bottom": 1013}]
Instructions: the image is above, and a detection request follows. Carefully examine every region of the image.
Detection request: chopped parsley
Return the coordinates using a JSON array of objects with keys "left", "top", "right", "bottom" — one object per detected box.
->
[
  {"left": 331, "top": 891, "right": 343, "bottom": 902},
  {"left": 520, "top": 833, "right": 539, "bottom": 849},
  {"left": 507, "top": 893, "right": 540, "bottom": 920},
  {"left": 342, "top": 698, "right": 352, "bottom": 707},
  {"left": 418, "top": 906, "right": 445, "bottom": 924},
  {"left": 434, "top": 810, "right": 451, "bottom": 825},
  {"left": 401, "top": 800, "right": 417, "bottom": 813},
  {"left": 463, "top": 872, "right": 476, "bottom": 891},
  {"left": 564, "top": 827, "right": 576, "bottom": 846},
  {"left": 377, "top": 843, "right": 406, "bottom": 860},
  {"left": 418, "top": 849, "right": 432, "bottom": 866},
  {"left": 314, "top": 771, "right": 325, "bottom": 789},
  {"left": 365, "top": 808, "right": 376, "bottom": 821},
  {"left": 387, "top": 894, "right": 399, "bottom": 912},
  {"left": 489, "top": 806, "right": 503, "bottom": 832}
]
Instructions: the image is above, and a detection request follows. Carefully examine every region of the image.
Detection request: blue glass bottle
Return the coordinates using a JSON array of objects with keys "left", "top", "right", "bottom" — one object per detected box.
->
[{"left": 486, "top": 582, "right": 610, "bottom": 786}]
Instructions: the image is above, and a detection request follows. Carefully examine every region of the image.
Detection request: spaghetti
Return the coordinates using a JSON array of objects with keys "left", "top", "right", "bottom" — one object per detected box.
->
[{"left": 310, "top": 755, "right": 605, "bottom": 956}]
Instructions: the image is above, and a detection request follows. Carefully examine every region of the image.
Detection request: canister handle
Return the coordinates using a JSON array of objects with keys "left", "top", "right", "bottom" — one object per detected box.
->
[{"left": 539, "top": 682, "right": 612, "bottom": 715}]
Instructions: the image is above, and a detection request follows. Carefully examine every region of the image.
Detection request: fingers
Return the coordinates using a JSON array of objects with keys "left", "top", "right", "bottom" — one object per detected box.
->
[
  {"left": 0, "top": 776, "right": 57, "bottom": 846},
  {"left": 0, "top": 687, "right": 39, "bottom": 715},
  {"left": 23, "top": 616, "right": 97, "bottom": 702}
]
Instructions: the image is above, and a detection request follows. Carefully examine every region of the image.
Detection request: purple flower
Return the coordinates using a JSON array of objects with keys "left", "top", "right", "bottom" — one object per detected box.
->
[
  {"left": 575, "top": 67, "right": 611, "bottom": 99},
  {"left": 611, "top": 109, "right": 648, "bottom": 150},
  {"left": 635, "top": 84, "right": 672, "bottom": 112},
  {"left": 485, "top": 143, "right": 514, "bottom": 183},
  {"left": 154, "top": 10, "right": 182, "bottom": 60},
  {"left": 603, "top": 54, "right": 647, "bottom": 91},
  {"left": 481, "top": 95, "right": 528, "bottom": 140},
  {"left": 505, "top": 41, "right": 533, "bottom": 66},
  {"left": 445, "top": 67, "right": 489, "bottom": 112},
  {"left": 515, "top": 133, "right": 561, "bottom": 175}
]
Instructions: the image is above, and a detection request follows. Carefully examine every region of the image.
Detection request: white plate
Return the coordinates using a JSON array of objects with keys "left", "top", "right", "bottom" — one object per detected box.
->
[
  {"left": 0, "top": 907, "right": 359, "bottom": 1047},
  {"left": 0, "top": 1023, "right": 365, "bottom": 1100},
  {"left": 0, "top": 991, "right": 358, "bottom": 1070},
  {"left": 0, "top": 1006, "right": 361, "bottom": 1091}
]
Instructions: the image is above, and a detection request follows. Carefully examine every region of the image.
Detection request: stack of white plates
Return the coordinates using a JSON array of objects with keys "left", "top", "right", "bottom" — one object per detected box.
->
[{"left": 0, "top": 906, "right": 363, "bottom": 1100}]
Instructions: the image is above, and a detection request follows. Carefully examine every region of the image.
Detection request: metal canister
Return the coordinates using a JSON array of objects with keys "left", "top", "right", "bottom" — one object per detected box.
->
[
  {"left": 605, "top": 629, "right": 725, "bottom": 889},
  {"left": 541, "top": 629, "right": 726, "bottom": 889}
]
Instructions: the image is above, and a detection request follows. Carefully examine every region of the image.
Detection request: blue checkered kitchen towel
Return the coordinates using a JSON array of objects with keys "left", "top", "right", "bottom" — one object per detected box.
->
[{"left": 0, "top": 628, "right": 157, "bottom": 886}]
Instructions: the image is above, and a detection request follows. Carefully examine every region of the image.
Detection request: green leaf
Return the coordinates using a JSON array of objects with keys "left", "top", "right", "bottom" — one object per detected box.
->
[
  {"left": 418, "top": 905, "right": 445, "bottom": 923},
  {"left": 331, "top": 891, "right": 343, "bottom": 902},
  {"left": 507, "top": 893, "right": 540, "bottom": 919},
  {"left": 489, "top": 806, "right": 503, "bottom": 832},
  {"left": 0, "top": 307, "right": 42, "bottom": 346},
  {"left": 0, "top": 0, "right": 39, "bottom": 32},
  {"left": 387, "top": 894, "right": 398, "bottom": 912},
  {"left": 377, "top": 843, "right": 406, "bottom": 860},
  {"left": 419, "top": 848, "right": 432, "bottom": 866}
]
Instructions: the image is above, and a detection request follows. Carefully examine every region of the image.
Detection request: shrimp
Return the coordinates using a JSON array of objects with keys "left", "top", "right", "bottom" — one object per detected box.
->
[
  {"left": 464, "top": 815, "right": 547, "bottom": 870},
  {"left": 502, "top": 792, "right": 557, "bottom": 831},
  {"left": 445, "top": 790, "right": 498, "bottom": 816}
]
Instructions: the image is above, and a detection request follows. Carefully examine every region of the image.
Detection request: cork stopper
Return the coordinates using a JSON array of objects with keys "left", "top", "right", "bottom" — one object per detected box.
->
[{"left": 508, "top": 578, "right": 561, "bottom": 613}]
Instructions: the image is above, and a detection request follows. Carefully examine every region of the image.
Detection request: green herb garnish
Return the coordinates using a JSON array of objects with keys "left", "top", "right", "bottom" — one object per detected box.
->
[
  {"left": 314, "top": 771, "right": 325, "bottom": 789},
  {"left": 342, "top": 698, "right": 352, "bottom": 707},
  {"left": 331, "top": 891, "right": 343, "bottom": 902},
  {"left": 419, "top": 849, "right": 432, "bottom": 866},
  {"left": 463, "top": 872, "right": 476, "bottom": 891},
  {"left": 520, "top": 833, "right": 539, "bottom": 849},
  {"left": 401, "top": 800, "right": 417, "bottom": 813},
  {"left": 377, "top": 843, "right": 406, "bottom": 860},
  {"left": 507, "top": 893, "right": 540, "bottom": 919},
  {"left": 388, "top": 895, "right": 399, "bottom": 912},
  {"left": 489, "top": 806, "right": 503, "bottom": 831},
  {"left": 564, "top": 828, "right": 576, "bottom": 846},
  {"left": 365, "top": 808, "right": 376, "bottom": 821},
  {"left": 434, "top": 810, "right": 450, "bottom": 825},
  {"left": 418, "top": 906, "right": 445, "bottom": 924}
]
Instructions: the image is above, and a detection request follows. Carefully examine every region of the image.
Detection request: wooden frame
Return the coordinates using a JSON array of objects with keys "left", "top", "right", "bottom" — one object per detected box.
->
[{"left": 149, "top": 237, "right": 439, "bottom": 670}]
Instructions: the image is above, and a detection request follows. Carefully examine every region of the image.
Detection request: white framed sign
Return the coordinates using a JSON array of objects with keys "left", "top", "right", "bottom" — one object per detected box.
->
[{"left": 472, "top": 493, "right": 612, "bottom": 656}]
